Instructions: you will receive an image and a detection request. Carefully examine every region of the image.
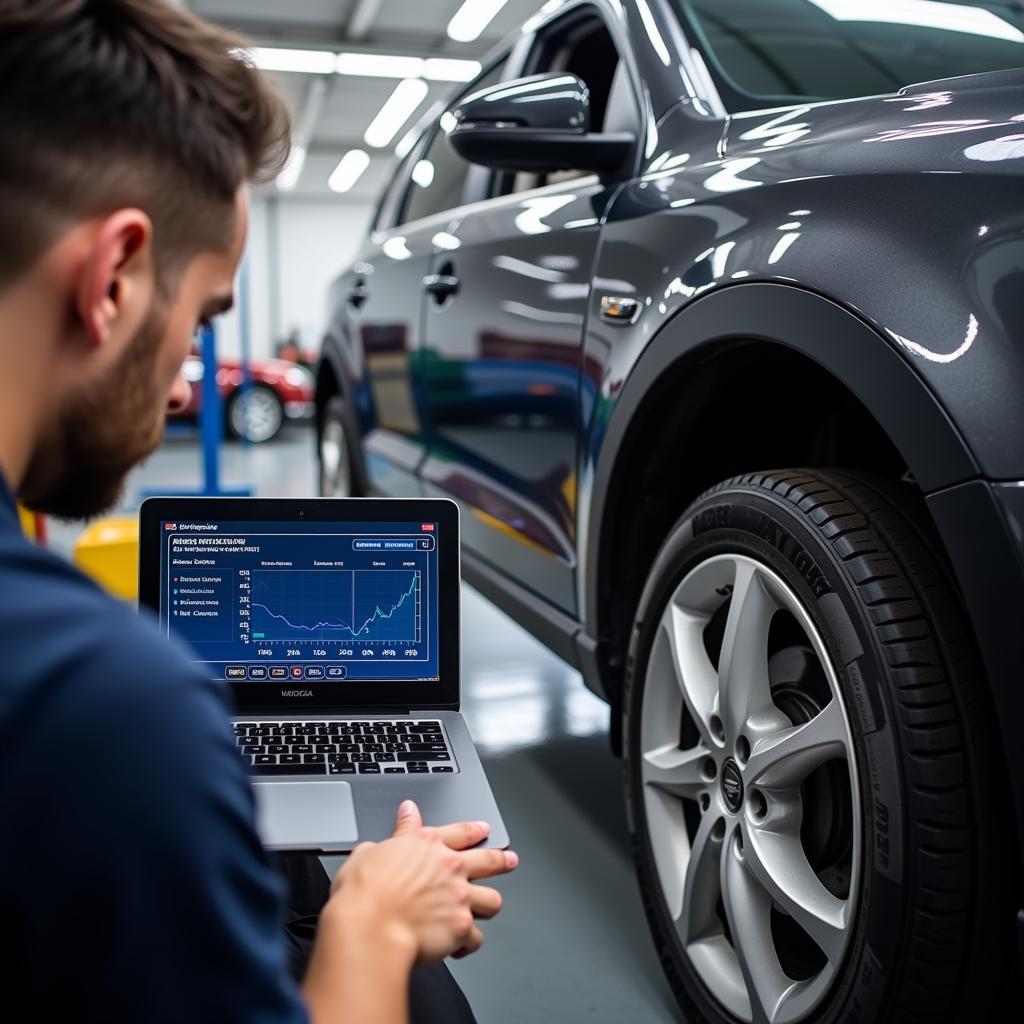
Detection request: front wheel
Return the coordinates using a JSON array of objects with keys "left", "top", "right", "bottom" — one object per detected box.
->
[{"left": 624, "top": 470, "right": 1012, "bottom": 1024}]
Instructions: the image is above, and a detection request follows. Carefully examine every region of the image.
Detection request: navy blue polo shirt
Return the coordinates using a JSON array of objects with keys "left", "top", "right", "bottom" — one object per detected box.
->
[{"left": 0, "top": 475, "right": 308, "bottom": 1023}]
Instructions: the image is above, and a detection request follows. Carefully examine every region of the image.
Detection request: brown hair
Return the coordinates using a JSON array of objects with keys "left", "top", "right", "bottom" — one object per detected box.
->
[{"left": 0, "top": 0, "right": 290, "bottom": 291}]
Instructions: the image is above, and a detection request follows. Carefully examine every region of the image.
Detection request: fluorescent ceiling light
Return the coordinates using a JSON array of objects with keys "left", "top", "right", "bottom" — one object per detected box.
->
[
  {"left": 412, "top": 159, "right": 435, "bottom": 188},
  {"left": 251, "top": 47, "right": 336, "bottom": 75},
  {"left": 423, "top": 58, "right": 481, "bottom": 82},
  {"left": 329, "top": 149, "right": 371, "bottom": 193},
  {"left": 365, "top": 79, "right": 429, "bottom": 148},
  {"left": 276, "top": 145, "right": 307, "bottom": 190},
  {"left": 806, "top": 0, "right": 1024, "bottom": 43},
  {"left": 336, "top": 52, "right": 424, "bottom": 78},
  {"left": 248, "top": 48, "right": 482, "bottom": 82},
  {"left": 447, "top": 0, "right": 509, "bottom": 43}
]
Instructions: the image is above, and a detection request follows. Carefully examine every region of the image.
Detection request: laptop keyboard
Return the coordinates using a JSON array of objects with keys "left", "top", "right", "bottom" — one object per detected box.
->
[{"left": 234, "top": 720, "right": 456, "bottom": 776}]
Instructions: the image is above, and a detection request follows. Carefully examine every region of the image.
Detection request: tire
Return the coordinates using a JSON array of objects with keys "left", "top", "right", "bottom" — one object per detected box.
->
[
  {"left": 226, "top": 383, "right": 284, "bottom": 443},
  {"left": 623, "top": 469, "right": 1014, "bottom": 1024},
  {"left": 318, "top": 395, "right": 356, "bottom": 497}
]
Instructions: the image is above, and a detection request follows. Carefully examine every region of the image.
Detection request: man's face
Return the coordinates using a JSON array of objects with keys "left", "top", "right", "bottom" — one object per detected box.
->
[{"left": 24, "top": 192, "right": 248, "bottom": 519}]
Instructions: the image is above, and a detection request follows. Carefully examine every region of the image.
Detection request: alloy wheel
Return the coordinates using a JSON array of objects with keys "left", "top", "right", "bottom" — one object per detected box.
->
[{"left": 640, "top": 553, "right": 861, "bottom": 1024}]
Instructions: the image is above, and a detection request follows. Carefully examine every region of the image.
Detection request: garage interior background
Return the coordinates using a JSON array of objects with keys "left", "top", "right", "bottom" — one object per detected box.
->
[{"left": 189, "top": 0, "right": 551, "bottom": 361}]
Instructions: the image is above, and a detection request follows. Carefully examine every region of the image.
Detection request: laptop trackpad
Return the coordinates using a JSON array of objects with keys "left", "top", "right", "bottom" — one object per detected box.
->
[{"left": 252, "top": 781, "right": 358, "bottom": 851}]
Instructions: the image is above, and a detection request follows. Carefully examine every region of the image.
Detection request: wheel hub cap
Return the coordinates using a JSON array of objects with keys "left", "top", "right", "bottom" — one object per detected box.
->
[{"left": 721, "top": 758, "right": 744, "bottom": 812}]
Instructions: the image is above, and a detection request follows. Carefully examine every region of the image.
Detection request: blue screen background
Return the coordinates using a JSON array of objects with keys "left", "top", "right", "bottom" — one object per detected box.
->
[{"left": 159, "top": 520, "right": 440, "bottom": 683}]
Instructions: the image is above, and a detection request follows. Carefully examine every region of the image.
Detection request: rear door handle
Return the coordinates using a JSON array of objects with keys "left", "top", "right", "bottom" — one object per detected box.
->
[
  {"left": 347, "top": 279, "right": 368, "bottom": 309},
  {"left": 423, "top": 274, "right": 459, "bottom": 301}
]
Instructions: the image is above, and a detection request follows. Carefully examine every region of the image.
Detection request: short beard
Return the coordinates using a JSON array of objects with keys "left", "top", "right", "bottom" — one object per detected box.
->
[{"left": 23, "top": 305, "right": 169, "bottom": 521}]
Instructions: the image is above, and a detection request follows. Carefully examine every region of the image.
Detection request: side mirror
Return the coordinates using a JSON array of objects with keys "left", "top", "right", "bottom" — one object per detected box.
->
[{"left": 448, "top": 72, "right": 634, "bottom": 178}]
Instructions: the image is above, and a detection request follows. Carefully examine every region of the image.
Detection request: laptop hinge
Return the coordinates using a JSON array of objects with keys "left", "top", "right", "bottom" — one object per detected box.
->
[{"left": 237, "top": 707, "right": 411, "bottom": 717}]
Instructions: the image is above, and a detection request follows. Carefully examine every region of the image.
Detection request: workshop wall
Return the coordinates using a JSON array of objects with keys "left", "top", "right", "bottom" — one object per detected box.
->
[{"left": 215, "top": 195, "right": 373, "bottom": 361}]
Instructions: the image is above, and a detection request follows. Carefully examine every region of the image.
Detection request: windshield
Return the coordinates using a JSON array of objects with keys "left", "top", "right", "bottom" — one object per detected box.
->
[{"left": 674, "top": 0, "right": 1024, "bottom": 109}]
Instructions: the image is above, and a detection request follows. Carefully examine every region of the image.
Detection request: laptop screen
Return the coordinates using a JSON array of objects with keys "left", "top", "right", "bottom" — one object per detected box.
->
[{"left": 157, "top": 517, "right": 441, "bottom": 685}]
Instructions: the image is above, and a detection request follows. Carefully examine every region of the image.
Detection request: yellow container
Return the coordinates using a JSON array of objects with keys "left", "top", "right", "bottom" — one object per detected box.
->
[{"left": 74, "top": 516, "right": 139, "bottom": 601}]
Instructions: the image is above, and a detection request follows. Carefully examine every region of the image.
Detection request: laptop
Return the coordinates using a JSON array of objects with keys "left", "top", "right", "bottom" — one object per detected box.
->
[{"left": 139, "top": 496, "right": 508, "bottom": 852}]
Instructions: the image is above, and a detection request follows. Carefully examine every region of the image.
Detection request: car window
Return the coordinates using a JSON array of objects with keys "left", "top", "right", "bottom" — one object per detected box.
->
[
  {"left": 674, "top": 0, "right": 1024, "bottom": 109},
  {"left": 497, "top": 10, "right": 634, "bottom": 196},
  {"left": 373, "top": 148, "right": 419, "bottom": 233},
  {"left": 400, "top": 59, "right": 507, "bottom": 226}
]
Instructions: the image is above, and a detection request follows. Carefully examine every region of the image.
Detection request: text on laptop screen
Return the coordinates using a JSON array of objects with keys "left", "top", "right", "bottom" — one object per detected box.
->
[{"left": 158, "top": 520, "right": 440, "bottom": 683}]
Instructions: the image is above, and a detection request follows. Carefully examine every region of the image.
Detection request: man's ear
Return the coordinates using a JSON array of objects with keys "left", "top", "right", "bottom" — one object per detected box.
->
[{"left": 75, "top": 209, "right": 154, "bottom": 348}]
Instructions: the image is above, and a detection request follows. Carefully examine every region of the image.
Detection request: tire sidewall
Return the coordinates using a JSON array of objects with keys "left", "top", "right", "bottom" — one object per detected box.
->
[
  {"left": 318, "top": 395, "right": 357, "bottom": 496},
  {"left": 624, "top": 485, "right": 908, "bottom": 1024}
]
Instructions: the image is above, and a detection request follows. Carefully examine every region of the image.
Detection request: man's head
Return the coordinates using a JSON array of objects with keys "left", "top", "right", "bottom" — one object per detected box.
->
[{"left": 0, "top": 0, "right": 290, "bottom": 518}]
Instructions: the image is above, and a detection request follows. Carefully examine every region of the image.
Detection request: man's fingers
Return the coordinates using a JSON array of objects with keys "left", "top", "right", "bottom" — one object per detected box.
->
[
  {"left": 458, "top": 847, "right": 519, "bottom": 880},
  {"left": 432, "top": 819, "right": 491, "bottom": 851},
  {"left": 451, "top": 925, "right": 485, "bottom": 959},
  {"left": 393, "top": 799, "right": 423, "bottom": 834},
  {"left": 468, "top": 884, "right": 503, "bottom": 920}
]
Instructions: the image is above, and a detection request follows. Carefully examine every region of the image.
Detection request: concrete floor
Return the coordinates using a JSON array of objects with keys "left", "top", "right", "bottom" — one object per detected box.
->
[{"left": 48, "top": 426, "right": 680, "bottom": 1024}]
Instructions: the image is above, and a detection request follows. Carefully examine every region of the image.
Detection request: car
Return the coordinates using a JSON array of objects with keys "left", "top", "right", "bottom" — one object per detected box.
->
[
  {"left": 173, "top": 352, "right": 314, "bottom": 443},
  {"left": 315, "top": 1, "right": 1024, "bottom": 1020}
]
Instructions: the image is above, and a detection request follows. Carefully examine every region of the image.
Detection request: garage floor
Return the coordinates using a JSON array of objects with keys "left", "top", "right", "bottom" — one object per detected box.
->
[{"left": 48, "top": 427, "right": 680, "bottom": 1023}]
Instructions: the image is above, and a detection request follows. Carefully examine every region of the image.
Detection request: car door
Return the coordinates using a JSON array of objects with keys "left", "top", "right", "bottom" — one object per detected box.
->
[
  {"left": 351, "top": 60, "right": 509, "bottom": 497},
  {"left": 418, "top": 8, "right": 641, "bottom": 615}
]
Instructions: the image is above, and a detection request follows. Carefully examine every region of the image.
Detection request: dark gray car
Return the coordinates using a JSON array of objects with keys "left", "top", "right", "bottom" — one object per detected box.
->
[{"left": 316, "top": 2, "right": 1024, "bottom": 1019}]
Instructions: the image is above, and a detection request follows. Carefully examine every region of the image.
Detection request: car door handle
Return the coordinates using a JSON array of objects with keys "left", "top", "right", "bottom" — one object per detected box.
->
[
  {"left": 422, "top": 274, "right": 459, "bottom": 300},
  {"left": 347, "top": 281, "right": 368, "bottom": 309}
]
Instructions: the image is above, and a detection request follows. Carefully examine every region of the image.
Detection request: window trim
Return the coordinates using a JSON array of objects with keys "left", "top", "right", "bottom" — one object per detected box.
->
[{"left": 371, "top": 144, "right": 422, "bottom": 234}]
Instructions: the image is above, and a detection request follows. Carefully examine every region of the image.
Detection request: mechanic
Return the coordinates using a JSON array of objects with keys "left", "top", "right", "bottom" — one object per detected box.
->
[{"left": 0, "top": 2, "right": 517, "bottom": 1022}]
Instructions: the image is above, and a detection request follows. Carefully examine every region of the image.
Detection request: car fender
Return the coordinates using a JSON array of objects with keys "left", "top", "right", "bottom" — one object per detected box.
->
[{"left": 581, "top": 281, "right": 979, "bottom": 641}]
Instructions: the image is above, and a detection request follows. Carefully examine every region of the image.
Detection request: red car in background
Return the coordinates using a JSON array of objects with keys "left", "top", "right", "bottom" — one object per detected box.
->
[{"left": 172, "top": 353, "right": 315, "bottom": 443}]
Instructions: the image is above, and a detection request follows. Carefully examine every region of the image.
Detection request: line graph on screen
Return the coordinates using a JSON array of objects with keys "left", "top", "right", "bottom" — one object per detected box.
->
[{"left": 249, "top": 569, "right": 420, "bottom": 643}]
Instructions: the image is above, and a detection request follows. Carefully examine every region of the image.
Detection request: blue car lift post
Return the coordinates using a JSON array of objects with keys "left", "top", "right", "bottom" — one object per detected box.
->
[{"left": 141, "top": 321, "right": 251, "bottom": 498}]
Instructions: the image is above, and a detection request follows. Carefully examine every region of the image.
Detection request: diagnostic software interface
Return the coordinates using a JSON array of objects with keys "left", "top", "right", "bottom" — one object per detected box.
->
[{"left": 159, "top": 519, "right": 440, "bottom": 683}]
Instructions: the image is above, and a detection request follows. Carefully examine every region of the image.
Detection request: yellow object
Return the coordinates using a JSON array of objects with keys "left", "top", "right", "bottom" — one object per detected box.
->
[
  {"left": 18, "top": 505, "right": 39, "bottom": 539},
  {"left": 74, "top": 515, "right": 139, "bottom": 601}
]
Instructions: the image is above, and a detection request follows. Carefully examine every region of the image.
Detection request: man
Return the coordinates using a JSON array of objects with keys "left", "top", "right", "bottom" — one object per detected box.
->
[{"left": 0, "top": 2, "right": 517, "bottom": 1022}]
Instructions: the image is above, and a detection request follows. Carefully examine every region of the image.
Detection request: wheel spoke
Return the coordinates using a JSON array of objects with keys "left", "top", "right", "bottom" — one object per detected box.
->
[
  {"left": 742, "top": 823, "right": 849, "bottom": 965},
  {"left": 643, "top": 787, "right": 690, "bottom": 919},
  {"left": 720, "top": 831, "right": 792, "bottom": 1024},
  {"left": 676, "top": 810, "right": 725, "bottom": 945},
  {"left": 746, "top": 698, "right": 848, "bottom": 790},
  {"left": 663, "top": 605, "right": 719, "bottom": 747},
  {"left": 718, "top": 562, "right": 777, "bottom": 740},
  {"left": 643, "top": 743, "right": 709, "bottom": 801}
]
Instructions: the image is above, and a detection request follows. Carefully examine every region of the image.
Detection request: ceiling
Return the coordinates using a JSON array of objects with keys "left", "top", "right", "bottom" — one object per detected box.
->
[{"left": 187, "top": 0, "right": 549, "bottom": 200}]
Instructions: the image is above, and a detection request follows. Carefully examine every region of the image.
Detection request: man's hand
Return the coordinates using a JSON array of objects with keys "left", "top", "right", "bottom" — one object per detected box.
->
[
  {"left": 329, "top": 800, "right": 518, "bottom": 962},
  {"left": 303, "top": 801, "right": 518, "bottom": 1024},
  {"left": 387, "top": 800, "right": 518, "bottom": 958}
]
